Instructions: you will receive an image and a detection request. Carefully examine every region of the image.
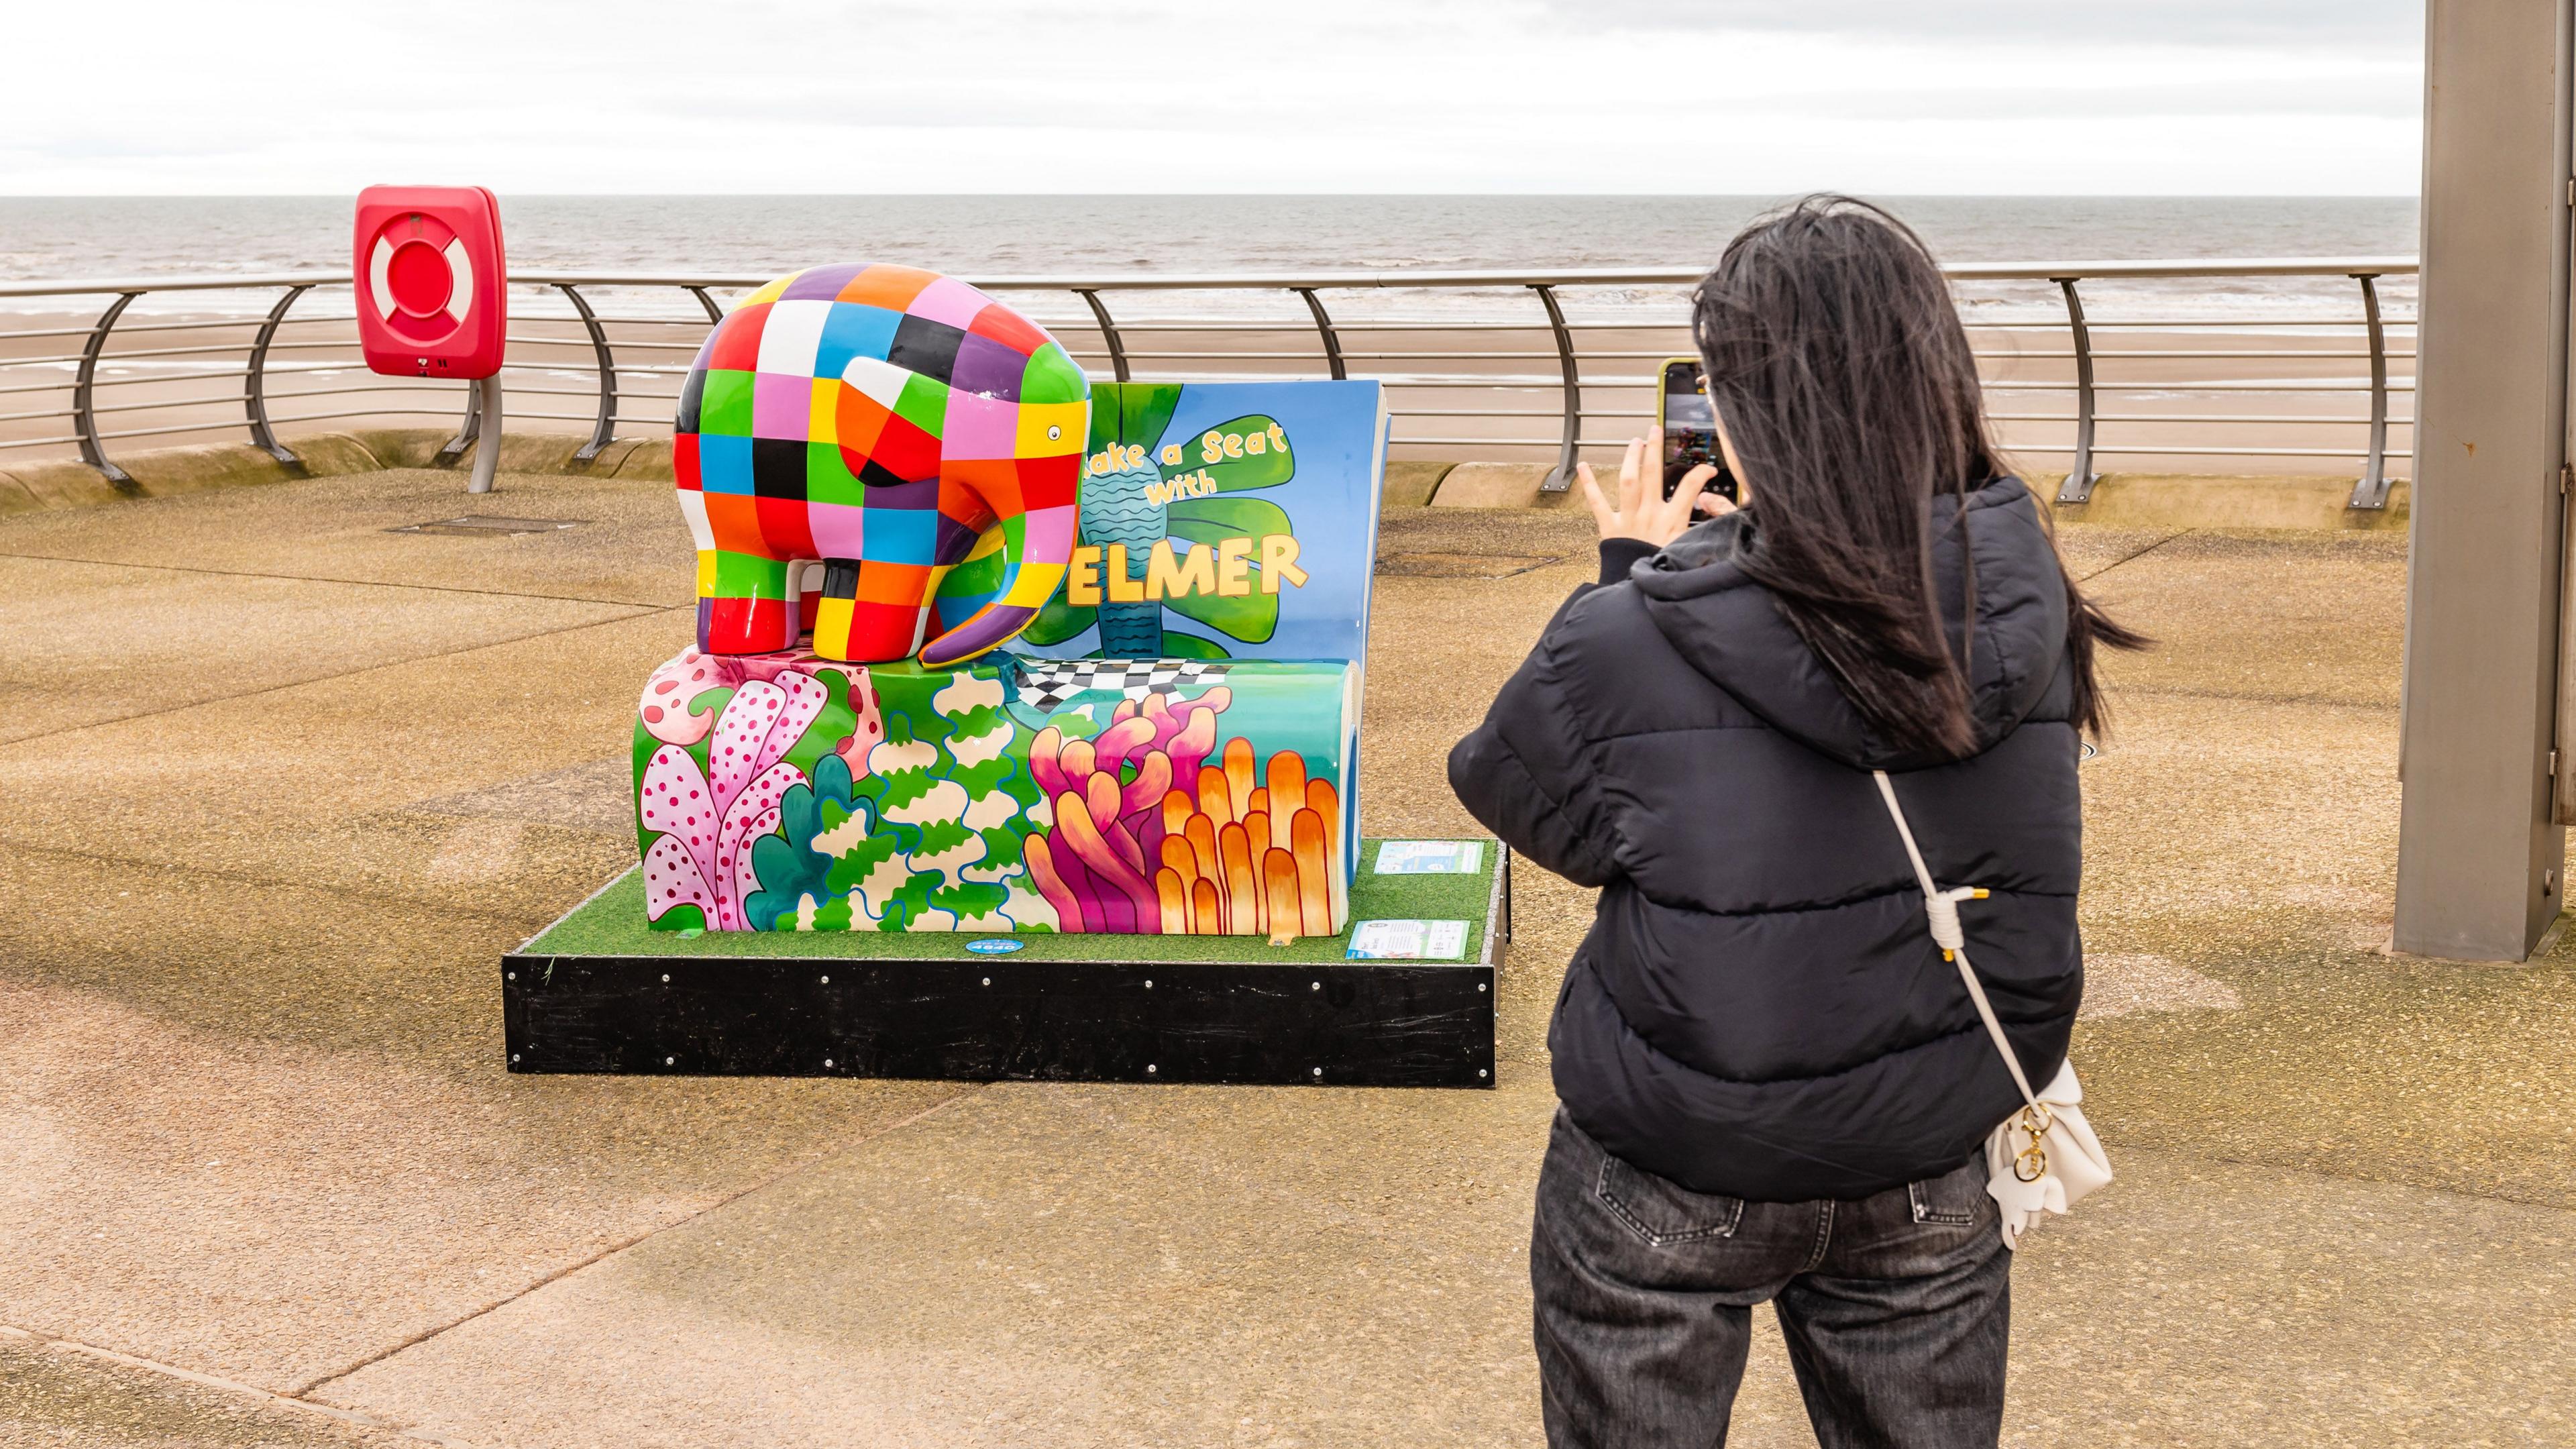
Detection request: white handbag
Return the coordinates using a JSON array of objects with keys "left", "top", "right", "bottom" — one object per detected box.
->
[{"left": 1872, "top": 771, "right": 2113, "bottom": 1250}]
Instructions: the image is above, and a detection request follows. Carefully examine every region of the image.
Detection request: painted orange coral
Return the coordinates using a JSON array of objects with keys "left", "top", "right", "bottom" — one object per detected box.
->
[{"left": 1024, "top": 694, "right": 1344, "bottom": 943}]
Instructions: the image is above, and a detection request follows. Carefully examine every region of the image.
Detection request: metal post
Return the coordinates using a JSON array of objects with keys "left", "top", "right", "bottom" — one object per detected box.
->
[
  {"left": 559, "top": 283, "right": 616, "bottom": 460},
  {"left": 2396, "top": 0, "right": 2573, "bottom": 961},
  {"left": 468, "top": 374, "right": 503, "bottom": 496},
  {"left": 1294, "top": 287, "right": 1347, "bottom": 380},
  {"left": 685, "top": 285, "right": 724, "bottom": 325},
  {"left": 436, "top": 384, "right": 481, "bottom": 467},
  {"left": 2054, "top": 277, "right": 2100, "bottom": 504},
  {"left": 1077, "top": 289, "right": 1130, "bottom": 382},
  {"left": 2349, "top": 273, "right": 2393, "bottom": 508},
  {"left": 244, "top": 283, "right": 309, "bottom": 464},
  {"left": 1532, "top": 284, "right": 1579, "bottom": 493},
  {"left": 73, "top": 292, "right": 140, "bottom": 489}
]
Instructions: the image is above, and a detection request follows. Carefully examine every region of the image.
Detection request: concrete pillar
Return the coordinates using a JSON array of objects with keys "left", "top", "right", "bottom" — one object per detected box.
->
[{"left": 2394, "top": 0, "right": 2573, "bottom": 960}]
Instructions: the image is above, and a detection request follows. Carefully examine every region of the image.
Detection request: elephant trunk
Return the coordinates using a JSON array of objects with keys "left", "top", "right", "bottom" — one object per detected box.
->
[{"left": 918, "top": 451, "right": 1086, "bottom": 669}]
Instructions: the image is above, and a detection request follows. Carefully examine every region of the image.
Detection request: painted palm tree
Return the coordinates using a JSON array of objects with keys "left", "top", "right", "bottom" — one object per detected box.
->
[{"left": 1021, "top": 383, "right": 1297, "bottom": 659}]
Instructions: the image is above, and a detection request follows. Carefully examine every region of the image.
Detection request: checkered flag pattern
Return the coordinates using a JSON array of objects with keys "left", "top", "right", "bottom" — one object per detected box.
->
[{"left": 1012, "top": 659, "right": 1234, "bottom": 714}]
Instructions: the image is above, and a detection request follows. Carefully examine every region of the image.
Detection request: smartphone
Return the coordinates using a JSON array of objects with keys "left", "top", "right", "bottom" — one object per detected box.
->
[{"left": 1657, "top": 358, "right": 1738, "bottom": 503}]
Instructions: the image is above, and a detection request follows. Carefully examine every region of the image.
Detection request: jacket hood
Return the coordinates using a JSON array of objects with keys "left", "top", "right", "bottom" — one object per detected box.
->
[{"left": 1629, "top": 476, "right": 2070, "bottom": 770}]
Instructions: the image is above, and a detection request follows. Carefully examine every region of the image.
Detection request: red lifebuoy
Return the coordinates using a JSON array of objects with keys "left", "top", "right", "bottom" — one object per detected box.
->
[{"left": 353, "top": 185, "right": 506, "bottom": 379}]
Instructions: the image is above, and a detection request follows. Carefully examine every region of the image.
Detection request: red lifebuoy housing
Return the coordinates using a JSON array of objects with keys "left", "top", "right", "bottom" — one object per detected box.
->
[{"left": 353, "top": 185, "right": 507, "bottom": 378}]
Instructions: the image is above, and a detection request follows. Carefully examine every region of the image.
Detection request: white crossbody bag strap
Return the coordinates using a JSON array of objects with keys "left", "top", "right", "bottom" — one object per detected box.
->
[{"left": 1870, "top": 769, "right": 2041, "bottom": 1112}]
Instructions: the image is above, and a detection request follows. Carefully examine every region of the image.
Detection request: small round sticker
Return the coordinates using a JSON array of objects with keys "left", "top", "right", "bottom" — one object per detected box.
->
[{"left": 967, "top": 937, "right": 1025, "bottom": 955}]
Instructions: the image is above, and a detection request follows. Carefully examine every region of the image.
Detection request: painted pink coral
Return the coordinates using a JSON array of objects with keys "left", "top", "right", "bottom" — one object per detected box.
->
[
  {"left": 706, "top": 680, "right": 787, "bottom": 812},
  {"left": 641, "top": 743, "right": 722, "bottom": 886},
  {"left": 1026, "top": 684, "right": 1230, "bottom": 934},
  {"left": 710, "top": 762, "right": 800, "bottom": 929},
  {"left": 641, "top": 648, "right": 836, "bottom": 748},
  {"left": 637, "top": 648, "right": 742, "bottom": 746},
  {"left": 642, "top": 834, "right": 713, "bottom": 919},
  {"left": 822, "top": 665, "right": 885, "bottom": 780},
  {"left": 639, "top": 666, "right": 826, "bottom": 928},
  {"left": 732, "top": 804, "right": 781, "bottom": 918}
]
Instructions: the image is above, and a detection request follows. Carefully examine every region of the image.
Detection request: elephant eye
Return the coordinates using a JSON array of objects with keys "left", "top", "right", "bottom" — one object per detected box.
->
[{"left": 1047, "top": 425, "right": 1062, "bottom": 440}]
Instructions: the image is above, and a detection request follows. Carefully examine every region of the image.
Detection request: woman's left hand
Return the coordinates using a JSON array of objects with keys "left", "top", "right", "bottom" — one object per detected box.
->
[{"left": 1580, "top": 428, "right": 1732, "bottom": 547}]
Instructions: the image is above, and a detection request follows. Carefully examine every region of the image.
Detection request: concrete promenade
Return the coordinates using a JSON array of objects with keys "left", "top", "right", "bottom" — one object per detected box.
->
[{"left": 1, "top": 467, "right": 2569, "bottom": 1447}]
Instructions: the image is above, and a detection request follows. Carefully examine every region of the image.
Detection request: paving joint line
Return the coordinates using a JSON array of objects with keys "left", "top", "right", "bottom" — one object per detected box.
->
[
  {"left": 0, "top": 547, "right": 684, "bottom": 611},
  {"left": 1042, "top": 1085, "right": 1538, "bottom": 1275},
  {"left": 0, "top": 602, "right": 688, "bottom": 751},
  {"left": 2096, "top": 1140, "right": 2576, "bottom": 1216},
  {"left": 290, "top": 1085, "right": 983, "bottom": 1401},
  {"left": 2078, "top": 527, "right": 2193, "bottom": 583},
  {"left": 0, "top": 1324, "right": 484, "bottom": 1447},
  {"left": 2102, "top": 682, "right": 2398, "bottom": 713},
  {"left": 0, "top": 834, "right": 543, "bottom": 931}
]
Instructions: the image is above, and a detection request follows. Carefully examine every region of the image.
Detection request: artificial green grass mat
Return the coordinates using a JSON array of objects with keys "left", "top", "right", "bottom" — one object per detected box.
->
[{"left": 521, "top": 837, "right": 1500, "bottom": 965}]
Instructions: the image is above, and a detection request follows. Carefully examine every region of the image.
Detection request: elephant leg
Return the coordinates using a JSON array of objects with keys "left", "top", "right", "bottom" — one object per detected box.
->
[
  {"left": 810, "top": 558, "right": 931, "bottom": 664},
  {"left": 696, "top": 549, "right": 795, "bottom": 654},
  {"left": 792, "top": 560, "right": 824, "bottom": 641},
  {"left": 812, "top": 559, "right": 861, "bottom": 661}
]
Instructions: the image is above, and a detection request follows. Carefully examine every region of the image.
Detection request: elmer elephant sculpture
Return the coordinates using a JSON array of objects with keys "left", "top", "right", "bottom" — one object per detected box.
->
[{"left": 674, "top": 264, "right": 1089, "bottom": 668}]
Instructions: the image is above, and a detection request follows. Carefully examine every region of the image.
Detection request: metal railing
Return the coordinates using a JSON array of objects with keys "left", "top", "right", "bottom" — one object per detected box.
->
[{"left": 0, "top": 256, "right": 2417, "bottom": 508}]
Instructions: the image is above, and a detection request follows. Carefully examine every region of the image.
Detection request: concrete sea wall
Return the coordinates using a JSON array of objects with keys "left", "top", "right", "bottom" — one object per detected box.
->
[{"left": 0, "top": 431, "right": 2408, "bottom": 533}]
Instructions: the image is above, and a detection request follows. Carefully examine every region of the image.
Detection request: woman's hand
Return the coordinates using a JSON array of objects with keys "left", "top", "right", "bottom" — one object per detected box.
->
[{"left": 1580, "top": 428, "right": 1735, "bottom": 548}]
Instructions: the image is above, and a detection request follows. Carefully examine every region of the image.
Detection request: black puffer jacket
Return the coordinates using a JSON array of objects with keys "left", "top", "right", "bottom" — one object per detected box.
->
[{"left": 1450, "top": 476, "right": 2084, "bottom": 1201}]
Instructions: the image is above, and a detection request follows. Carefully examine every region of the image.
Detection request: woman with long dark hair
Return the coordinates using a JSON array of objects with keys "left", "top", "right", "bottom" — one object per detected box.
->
[{"left": 1450, "top": 195, "right": 2143, "bottom": 1448}]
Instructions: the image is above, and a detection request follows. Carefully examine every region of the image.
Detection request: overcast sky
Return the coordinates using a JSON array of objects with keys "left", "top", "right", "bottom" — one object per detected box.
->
[{"left": 0, "top": 1, "right": 2421, "bottom": 195}]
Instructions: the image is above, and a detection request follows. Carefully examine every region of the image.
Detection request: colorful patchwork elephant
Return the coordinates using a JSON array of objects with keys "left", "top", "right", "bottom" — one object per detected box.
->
[{"left": 674, "top": 264, "right": 1089, "bottom": 669}]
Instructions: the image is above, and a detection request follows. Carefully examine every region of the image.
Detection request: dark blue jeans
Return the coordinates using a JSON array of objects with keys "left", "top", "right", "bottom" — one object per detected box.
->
[{"left": 1532, "top": 1109, "right": 2010, "bottom": 1449}]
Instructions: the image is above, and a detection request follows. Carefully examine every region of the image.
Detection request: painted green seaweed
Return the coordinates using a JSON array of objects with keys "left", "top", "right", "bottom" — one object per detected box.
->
[{"left": 746, "top": 664, "right": 1054, "bottom": 931}]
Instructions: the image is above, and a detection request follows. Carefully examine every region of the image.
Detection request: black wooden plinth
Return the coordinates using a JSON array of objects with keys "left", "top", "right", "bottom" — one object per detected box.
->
[{"left": 501, "top": 955, "right": 1496, "bottom": 1087}]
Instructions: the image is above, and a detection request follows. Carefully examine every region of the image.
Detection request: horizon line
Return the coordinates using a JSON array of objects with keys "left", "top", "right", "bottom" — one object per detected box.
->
[{"left": 0, "top": 191, "right": 2426, "bottom": 202}]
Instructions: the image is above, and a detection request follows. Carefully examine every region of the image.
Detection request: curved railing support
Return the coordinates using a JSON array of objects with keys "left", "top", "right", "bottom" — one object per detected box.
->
[
  {"left": 0, "top": 258, "right": 2432, "bottom": 481},
  {"left": 559, "top": 282, "right": 617, "bottom": 460},
  {"left": 467, "top": 374, "right": 503, "bottom": 496},
  {"left": 1294, "top": 287, "right": 1347, "bottom": 380},
  {"left": 74, "top": 292, "right": 141, "bottom": 489},
  {"left": 436, "top": 382, "right": 481, "bottom": 466},
  {"left": 244, "top": 283, "right": 310, "bottom": 464},
  {"left": 1076, "top": 289, "right": 1130, "bottom": 382},
  {"left": 2349, "top": 273, "right": 2394, "bottom": 509},
  {"left": 2054, "top": 277, "right": 2100, "bottom": 504},
  {"left": 1532, "top": 284, "right": 1579, "bottom": 493}
]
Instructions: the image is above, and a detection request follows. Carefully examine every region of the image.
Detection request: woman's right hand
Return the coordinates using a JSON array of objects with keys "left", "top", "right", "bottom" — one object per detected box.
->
[{"left": 1580, "top": 428, "right": 1734, "bottom": 548}]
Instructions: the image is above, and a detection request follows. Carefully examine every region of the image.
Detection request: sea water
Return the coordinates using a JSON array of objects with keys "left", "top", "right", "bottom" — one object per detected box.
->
[{"left": 0, "top": 194, "right": 2418, "bottom": 321}]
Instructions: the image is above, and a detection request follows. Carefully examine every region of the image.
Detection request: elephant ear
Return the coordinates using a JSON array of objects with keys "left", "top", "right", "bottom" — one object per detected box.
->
[
  {"left": 1165, "top": 496, "right": 1293, "bottom": 645},
  {"left": 1162, "top": 415, "right": 1293, "bottom": 492}
]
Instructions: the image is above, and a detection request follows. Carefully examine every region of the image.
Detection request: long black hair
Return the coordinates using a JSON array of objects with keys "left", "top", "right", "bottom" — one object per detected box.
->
[{"left": 1690, "top": 195, "right": 2143, "bottom": 757}]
